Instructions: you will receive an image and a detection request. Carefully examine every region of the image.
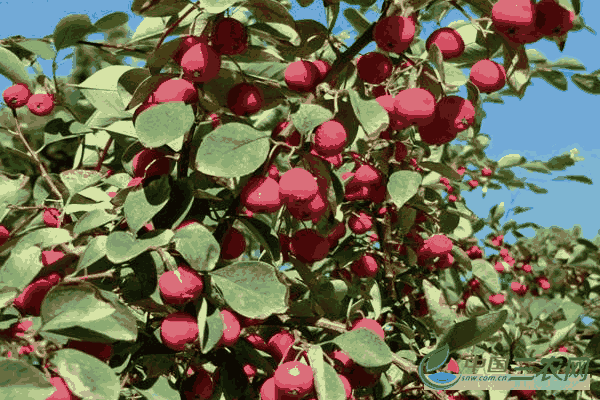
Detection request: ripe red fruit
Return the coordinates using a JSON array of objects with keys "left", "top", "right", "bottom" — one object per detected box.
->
[
  {"left": 351, "top": 254, "right": 379, "bottom": 278},
  {"left": 313, "top": 120, "right": 348, "bottom": 157},
  {"left": 355, "top": 164, "right": 383, "bottom": 186},
  {"left": 179, "top": 42, "right": 221, "bottom": 83},
  {"left": 522, "top": 264, "right": 532, "bottom": 273},
  {"left": 245, "top": 333, "right": 269, "bottom": 351},
  {"left": 348, "top": 212, "right": 373, "bottom": 235},
  {"left": 538, "top": 277, "right": 551, "bottom": 290},
  {"left": 271, "top": 121, "right": 301, "bottom": 147},
  {"left": 149, "top": 78, "right": 198, "bottom": 104},
  {"left": 41, "top": 250, "right": 65, "bottom": 267},
  {"left": 173, "top": 35, "right": 206, "bottom": 64},
  {"left": 158, "top": 265, "right": 204, "bottom": 305},
  {"left": 285, "top": 60, "right": 320, "bottom": 93},
  {"left": 339, "top": 374, "right": 353, "bottom": 399},
  {"left": 47, "top": 376, "right": 80, "bottom": 400},
  {"left": 313, "top": 59, "right": 332, "bottom": 83},
  {"left": 327, "top": 221, "right": 346, "bottom": 245},
  {"left": 217, "top": 309, "right": 241, "bottom": 347},
  {"left": 394, "top": 142, "right": 408, "bottom": 162},
  {"left": 240, "top": 176, "right": 282, "bottom": 214},
  {"left": 394, "top": 88, "right": 437, "bottom": 128},
  {"left": 0, "top": 225, "right": 9, "bottom": 246},
  {"left": 426, "top": 27, "right": 465, "bottom": 60},
  {"left": 43, "top": 208, "right": 71, "bottom": 228},
  {"left": 220, "top": 227, "right": 246, "bottom": 260},
  {"left": 481, "top": 167, "right": 494, "bottom": 176},
  {"left": 287, "top": 189, "right": 328, "bottom": 222},
  {"left": 511, "top": 390, "right": 537, "bottom": 400},
  {"left": 489, "top": 293, "right": 505, "bottom": 305},
  {"left": 274, "top": 361, "right": 315, "bottom": 399},
  {"left": 373, "top": 16, "right": 416, "bottom": 54},
  {"left": 227, "top": 83, "right": 263, "bottom": 116},
  {"left": 469, "top": 59, "right": 506, "bottom": 94},
  {"left": 448, "top": 194, "right": 457, "bottom": 202},
  {"left": 436, "top": 96, "right": 475, "bottom": 134},
  {"left": 27, "top": 93, "right": 55, "bottom": 116},
  {"left": 422, "top": 234, "right": 453, "bottom": 257},
  {"left": 260, "top": 377, "right": 277, "bottom": 400},
  {"left": 211, "top": 17, "right": 248, "bottom": 55},
  {"left": 183, "top": 367, "right": 215, "bottom": 400},
  {"left": 511, "top": 281, "right": 528, "bottom": 296},
  {"left": 290, "top": 228, "right": 330, "bottom": 263},
  {"left": 13, "top": 272, "right": 61, "bottom": 317},
  {"left": 132, "top": 148, "right": 172, "bottom": 178},
  {"left": 356, "top": 52, "right": 393, "bottom": 84},
  {"left": 160, "top": 312, "right": 199, "bottom": 351},
  {"left": 351, "top": 318, "right": 385, "bottom": 340},
  {"left": 279, "top": 168, "right": 319, "bottom": 203},
  {"left": 268, "top": 329, "right": 295, "bottom": 362},
  {"left": 535, "top": 0, "right": 573, "bottom": 37},
  {"left": 346, "top": 364, "right": 380, "bottom": 388},
  {"left": 492, "top": 0, "right": 536, "bottom": 40},
  {"left": 376, "top": 95, "right": 404, "bottom": 131},
  {"left": 468, "top": 179, "right": 479, "bottom": 188},
  {"left": 418, "top": 118, "right": 456, "bottom": 146},
  {"left": 330, "top": 350, "right": 354, "bottom": 375},
  {"left": 65, "top": 340, "right": 113, "bottom": 362},
  {"left": 3, "top": 83, "right": 31, "bottom": 109}
]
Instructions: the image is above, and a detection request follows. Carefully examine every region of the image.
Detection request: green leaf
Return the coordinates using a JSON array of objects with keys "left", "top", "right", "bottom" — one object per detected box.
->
[
  {"left": 237, "top": 216, "right": 281, "bottom": 263},
  {"left": 131, "top": 0, "right": 190, "bottom": 17},
  {"left": 0, "top": 359, "right": 55, "bottom": 399},
  {"left": 343, "top": 8, "right": 370, "bottom": 36},
  {"left": 425, "top": 343, "right": 450, "bottom": 373},
  {"left": 0, "top": 46, "right": 32, "bottom": 85},
  {"left": 106, "top": 230, "right": 174, "bottom": 264},
  {"left": 550, "top": 57, "right": 586, "bottom": 70},
  {"left": 0, "top": 174, "right": 30, "bottom": 222},
  {"left": 136, "top": 376, "right": 180, "bottom": 400},
  {"left": 53, "top": 14, "right": 94, "bottom": 51},
  {"left": 123, "top": 176, "right": 171, "bottom": 233},
  {"left": 427, "top": 44, "right": 445, "bottom": 84},
  {"left": 436, "top": 310, "right": 508, "bottom": 352},
  {"left": 197, "top": 298, "right": 224, "bottom": 354},
  {"left": 309, "top": 345, "right": 346, "bottom": 400},
  {"left": 497, "top": 154, "right": 526, "bottom": 168},
  {"left": 16, "top": 40, "right": 56, "bottom": 60},
  {"left": 553, "top": 175, "right": 593, "bottom": 185},
  {"left": 422, "top": 280, "right": 456, "bottom": 337},
  {"left": 195, "top": 0, "right": 239, "bottom": 14},
  {"left": 348, "top": 89, "right": 388, "bottom": 137},
  {"left": 0, "top": 247, "right": 43, "bottom": 291},
  {"left": 75, "top": 236, "right": 107, "bottom": 273},
  {"left": 332, "top": 328, "right": 393, "bottom": 368},
  {"left": 571, "top": 73, "right": 600, "bottom": 94},
  {"left": 59, "top": 170, "right": 103, "bottom": 196},
  {"left": 290, "top": 104, "right": 334, "bottom": 136},
  {"left": 15, "top": 228, "right": 72, "bottom": 253},
  {"left": 195, "top": 123, "right": 270, "bottom": 178},
  {"left": 94, "top": 12, "right": 129, "bottom": 31},
  {"left": 51, "top": 349, "right": 120, "bottom": 400},
  {"left": 171, "top": 223, "right": 220, "bottom": 272},
  {"left": 512, "top": 206, "right": 532, "bottom": 215},
  {"left": 73, "top": 210, "right": 116, "bottom": 236},
  {"left": 387, "top": 171, "right": 422, "bottom": 209},
  {"left": 419, "top": 161, "right": 461, "bottom": 181},
  {"left": 246, "top": 0, "right": 295, "bottom": 25},
  {"left": 75, "top": 66, "right": 135, "bottom": 118},
  {"left": 526, "top": 182, "right": 548, "bottom": 194},
  {"left": 444, "top": 63, "right": 468, "bottom": 87},
  {"left": 537, "top": 69, "right": 568, "bottom": 91},
  {"left": 210, "top": 261, "right": 288, "bottom": 320},
  {"left": 135, "top": 102, "right": 194, "bottom": 148},
  {"left": 296, "top": 0, "right": 316, "bottom": 6},
  {"left": 546, "top": 152, "right": 576, "bottom": 170},
  {"left": 488, "top": 202, "right": 505, "bottom": 224},
  {"left": 519, "top": 161, "right": 552, "bottom": 174},
  {"left": 471, "top": 259, "right": 501, "bottom": 293},
  {"left": 526, "top": 49, "right": 547, "bottom": 63}
]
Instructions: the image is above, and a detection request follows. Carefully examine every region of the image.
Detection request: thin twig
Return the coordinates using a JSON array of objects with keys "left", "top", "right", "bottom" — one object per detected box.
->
[{"left": 95, "top": 137, "right": 114, "bottom": 171}]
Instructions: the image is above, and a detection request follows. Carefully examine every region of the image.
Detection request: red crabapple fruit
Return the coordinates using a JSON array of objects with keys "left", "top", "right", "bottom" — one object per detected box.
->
[
  {"left": 227, "top": 83, "right": 263, "bottom": 116},
  {"left": 43, "top": 208, "right": 71, "bottom": 228},
  {"left": 339, "top": 374, "right": 353, "bottom": 399},
  {"left": 373, "top": 16, "right": 416, "bottom": 54},
  {"left": 426, "top": 27, "right": 465, "bottom": 60},
  {"left": 394, "top": 88, "right": 437, "bottom": 128},
  {"left": 47, "top": 376, "right": 80, "bottom": 400},
  {"left": 268, "top": 329, "right": 295, "bottom": 362},
  {"left": 27, "top": 94, "right": 55, "bottom": 116},
  {"left": 158, "top": 265, "right": 204, "bottom": 305},
  {"left": 13, "top": 272, "right": 61, "bottom": 317},
  {"left": 183, "top": 367, "right": 215, "bottom": 400},
  {"left": 179, "top": 42, "right": 221, "bottom": 83},
  {"left": 422, "top": 234, "right": 453, "bottom": 257},
  {"left": 313, "top": 120, "right": 348, "bottom": 157},
  {"left": 470, "top": 59, "right": 506, "bottom": 93},
  {"left": 351, "top": 254, "right": 379, "bottom": 278},
  {"left": 357, "top": 52, "right": 393, "bottom": 85},
  {"left": 271, "top": 121, "right": 301, "bottom": 147},
  {"left": 240, "top": 176, "right": 282, "bottom": 214},
  {"left": 535, "top": 0, "right": 574, "bottom": 37},
  {"left": 173, "top": 35, "right": 207, "bottom": 64},
  {"left": 211, "top": 17, "right": 248, "bottom": 55},
  {"left": 132, "top": 148, "right": 172, "bottom": 178},
  {"left": 313, "top": 59, "right": 332, "bottom": 83},
  {"left": 260, "top": 377, "right": 277, "bottom": 400},
  {"left": 160, "top": 312, "right": 199, "bottom": 351},
  {"left": 330, "top": 350, "right": 354, "bottom": 375},
  {"left": 290, "top": 229, "right": 330, "bottom": 264},
  {"left": 149, "top": 78, "right": 198, "bottom": 104},
  {"left": 274, "top": 361, "right": 315, "bottom": 399},
  {"left": 491, "top": 0, "right": 536, "bottom": 40},
  {"left": 3, "top": 83, "right": 31, "bottom": 109},
  {"left": 217, "top": 309, "right": 241, "bottom": 347},
  {"left": 220, "top": 227, "right": 246, "bottom": 260},
  {"left": 435, "top": 96, "right": 475, "bottom": 134},
  {"left": 351, "top": 318, "right": 385, "bottom": 340},
  {"left": 285, "top": 60, "right": 320, "bottom": 93},
  {"left": 376, "top": 95, "right": 404, "bottom": 131},
  {"left": 468, "top": 179, "right": 479, "bottom": 188},
  {"left": 482, "top": 167, "right": 493, "bottom": 176},
  {"left": 287, "top": 189, "right": 328, "bottom": 222},
  {"left": 245, "top": 333, "right": 269, "bottom": 352},
  {"left": 348, "top": 212, "right": 373, "bottom": 235},
  {"left": 279, "top": 168, "right": 319, "bottom": 203},
  {"left": 489, "top": 294, "right": 505, "bottom": 305}
]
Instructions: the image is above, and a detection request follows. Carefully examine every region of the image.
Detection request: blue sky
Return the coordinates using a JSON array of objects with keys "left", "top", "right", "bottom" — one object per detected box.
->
[{"left": 1, "top": 2, "right": 599, "bottom": 245}]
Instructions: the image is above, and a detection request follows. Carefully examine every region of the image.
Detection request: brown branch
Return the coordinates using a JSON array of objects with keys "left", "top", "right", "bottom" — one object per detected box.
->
[{"left": 95, "top": 137, "right": 114, "bottom": 171}]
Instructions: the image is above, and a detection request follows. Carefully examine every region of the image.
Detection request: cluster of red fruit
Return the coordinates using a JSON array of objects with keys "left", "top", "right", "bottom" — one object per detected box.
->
[{"left": 2, "top": 83, "right": 55, "bottom": 116}]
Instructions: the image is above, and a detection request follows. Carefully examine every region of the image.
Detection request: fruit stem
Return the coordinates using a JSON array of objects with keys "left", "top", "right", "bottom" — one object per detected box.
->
[
  {"left": 64, "top": 269, "right": 115, "bottom": 283},
  {"left": 95, "top": 137, "right": 114, "bottom": 171},
  {"left": 10, "top": 109, "right": 63, "bottom": 202}
]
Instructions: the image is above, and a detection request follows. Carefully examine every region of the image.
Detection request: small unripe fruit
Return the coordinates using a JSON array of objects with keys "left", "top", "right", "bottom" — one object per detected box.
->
[
  {"left": 348, "top": 212, "right": 373, "bottom": 235},
  {"left": 373, "top": 16, "right": 416, "bottom": 54},
  {"left": 227, "top": 83, "right": 263, "bottom": 116},
  {"left": 268, "top": 329, "right": 295, "bottom": 362},
  {"left": 426, "top": 27, "right": 465, "bottom": 60},
  {"left": 27, "top": 93, "right": 55, "bottom": 116},
  {"left": 313, "top": 120, "right": 348, "bottom": 157},
  {"left": 13, "top": 272, "right": 61, "bottom": 317},
  {"left": 160, "top": 312, "right": 199, "bottom": 351},
  {"left": 279, "top": 168, "right": 319, "bottom": 203},
  {"left": 65, "top": 340, "right": 113, "bottom": 362},
  {"left": 351, "top": 318, "right": 385, "bottom": 340},
  {"left": 290, "top": 228, "right": 330, "bottom": 263},
  {"left": 47, "top": 376, "right": 80, "bottom": 400},
  {"left": 149, "top": 78, "right": 198, "bottom": 104},
  {"left": 3, "top": 83, "right": 31, "bottom": 109},
  {"left": 180, "top": 42, "right": 221, "bottom": 83},
  {"left": 211, "top": 17, "right": 248, "bottom": 55},
  {"left": 285, "top": 60, "right": 320, "bottom": 93},
  {"left": 183, "top": 367, "right": 215, "bottom": 400},
  {"left": 470, "top": 59, "right": 506, "bottom": 94},
  {"left": 132, "top": 148, "right": 172, "bottom": 178},
  {"left": 220, "top": 227, "right": 246, "bottom": 260},
  {"left": 357, "top": 52, "right": 393, "bottom": 84},
  {"left": 274, "top": 361, "right": 315, "bottom": 399},
  {"left": 240, "top": 176, "right": 282, "bottom": 214},
  {"left": 158, "top": 265, "right": 204, "bottom": 305},
  {"left": 351, "top": 254, "right": 379, "bottom": 278},
  {"left": 217, "top": 309, "right": 241, "bottom": 347}
]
